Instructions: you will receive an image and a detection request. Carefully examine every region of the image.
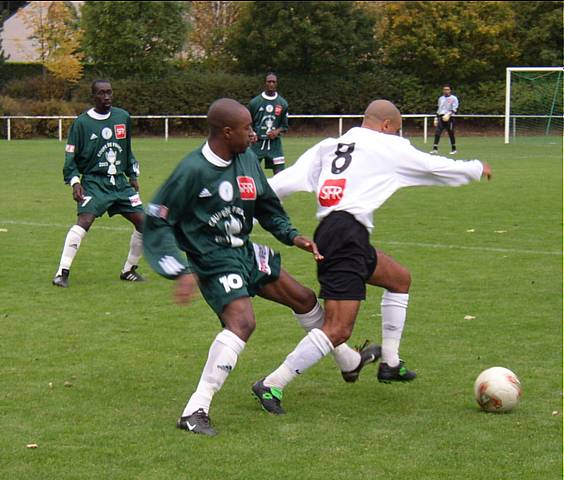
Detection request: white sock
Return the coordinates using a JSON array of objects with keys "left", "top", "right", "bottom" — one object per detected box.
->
[
  {"left": 264, "top": 328, "right": 334, "bottom": 390},
  {"left": 381, "top": 291, "right": 409, "bottom": 368},
  {"left": 294, "top": 301, "right": 361, "bottom": 373},
  {"left": 123, "top": 229, "right": 143, "bottom": 273},
  {"left": 56, "top": 225, "right": 87, "bottom": 275},
  {"left": 182, "top": 329, "right": 245, "bottom": 417}
]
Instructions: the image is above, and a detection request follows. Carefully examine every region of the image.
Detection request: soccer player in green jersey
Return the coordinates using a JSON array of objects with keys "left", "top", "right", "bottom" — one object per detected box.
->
[
  {"left": 52, "top": 80, "right": 145, "bottom": 287},
  {"left": 144, "top": 98, "right": 379, "bottom": 436},
  {"left": 248, "top": 72, "right": 289, "bottom": 175}
]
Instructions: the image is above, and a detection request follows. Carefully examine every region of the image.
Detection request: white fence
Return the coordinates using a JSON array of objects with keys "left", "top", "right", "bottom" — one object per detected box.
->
[{"left": 0, "top": 113, "right": 559, "bottom": 143}]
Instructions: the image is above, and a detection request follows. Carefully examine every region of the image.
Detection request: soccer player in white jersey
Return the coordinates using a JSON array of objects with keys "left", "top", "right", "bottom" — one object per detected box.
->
[
  {"left": 251, "top": 99, "right": 492, "bottom": 414},
  {"left": 431, "top": 83, "right": 459, "bottom": 155}
]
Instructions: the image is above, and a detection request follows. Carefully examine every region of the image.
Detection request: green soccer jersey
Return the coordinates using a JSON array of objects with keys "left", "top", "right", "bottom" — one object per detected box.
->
[
  {"left": 143, "top": 143, "right": 300, "bottom": 279},
  {"left": 63, "top": 107, "right": 139, "bottom": 184},
  {"left": 248, "top": 92, "right": 289, "bottom": 140}
]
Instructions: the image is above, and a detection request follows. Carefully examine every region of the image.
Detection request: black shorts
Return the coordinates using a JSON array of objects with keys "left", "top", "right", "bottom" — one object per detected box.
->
[{"left": 314, "top": 211, "right": 377, "bottom": 300}]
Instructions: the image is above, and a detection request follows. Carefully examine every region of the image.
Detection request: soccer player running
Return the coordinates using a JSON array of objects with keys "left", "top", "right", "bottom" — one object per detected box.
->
[
  {"left": 143, "top": 98, "right": 378, "bottom": 436},
  {"left": 431, "top": 83, "right": 459, "bottom": 155},
  {"left": 252, "top": 99, "right": 492, "bottom": 415},
  {"left": 52, "top": 80, "right": 144, "bottom": 287},
  {"left": 248, "top": 72, "right": 289, "bottom": 175}
]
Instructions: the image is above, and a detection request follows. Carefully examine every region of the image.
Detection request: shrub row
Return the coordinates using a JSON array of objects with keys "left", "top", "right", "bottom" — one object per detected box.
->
[{"left": 1, "top": 66, "right": 512, "bottom": 115}]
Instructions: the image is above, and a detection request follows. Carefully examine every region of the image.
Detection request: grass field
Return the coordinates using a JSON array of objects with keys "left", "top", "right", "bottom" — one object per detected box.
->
[{"left": 1, "top": 136, "right": 562, "bottom": 479}]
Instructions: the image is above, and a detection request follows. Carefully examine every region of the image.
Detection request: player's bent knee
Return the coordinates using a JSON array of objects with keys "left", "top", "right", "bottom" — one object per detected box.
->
[
  {"left": 294, "top": 287, "right": 317, "bottom": 314},
  {"left": 322, "top": 322, "right": 352, "bottom": 347}
]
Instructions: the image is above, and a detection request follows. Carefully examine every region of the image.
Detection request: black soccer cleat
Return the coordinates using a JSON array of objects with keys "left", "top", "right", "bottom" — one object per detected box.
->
[
  {"left": 120, "top": 265, "right": 145, "bottom": 282},
  {"left": 378, "top": 360, "right": 417, "bottom": 383},
  {"left": 52, "top": 269, "right": 70, "bottom": 288},
  {"left": 176, "top": 408, "right": 217, "bottom": 436},
  {"left": 252, "top": 379, "right": 285, "bottom": 415},
  {"left": 341, "top": 341, "right": 382, "bottom": 383}
]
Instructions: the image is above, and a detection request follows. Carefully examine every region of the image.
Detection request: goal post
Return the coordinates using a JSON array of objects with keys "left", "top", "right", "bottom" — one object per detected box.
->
[{"left": 505, "top": 67, "right": 564, "bottom": 144}]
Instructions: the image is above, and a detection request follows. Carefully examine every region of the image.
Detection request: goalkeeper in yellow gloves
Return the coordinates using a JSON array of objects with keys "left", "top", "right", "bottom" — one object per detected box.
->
[{"left": 431, "top": 83, "right": 459, "bottom": 155}]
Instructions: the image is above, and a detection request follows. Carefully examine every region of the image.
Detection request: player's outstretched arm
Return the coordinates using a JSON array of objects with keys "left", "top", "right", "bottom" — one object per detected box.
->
[
  {"left": 397, "top": 142, "right": 489, "bottom": 188},
  {"left": 268, "top": 140, "right": 324, "bottom": 199}
]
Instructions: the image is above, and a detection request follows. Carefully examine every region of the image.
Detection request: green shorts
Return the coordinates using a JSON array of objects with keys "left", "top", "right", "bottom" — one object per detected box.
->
[
  {"left": 193, "top": 242, "right": 281, "bottom": 320},
  {"left": 251, "top": 139, "right": 285, "bottom": 169},
  {"left": 77, "top": 175, "right": 144, "bottom": 218}
]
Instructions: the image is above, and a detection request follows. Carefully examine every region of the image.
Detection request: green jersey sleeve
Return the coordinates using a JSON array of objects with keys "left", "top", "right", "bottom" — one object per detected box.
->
[
  {"left": 143, "top": 162, "right": 195, "bottom": 280},
  {"left": 254, "top": 166, "right": 299, "bottom": 245},
  {"left": 124, "top": 115, "right": 140, "bottom": 180},
  {"left": 63, "top": 121, "right": 81, "bottom": 184},
  {"left": 280, "top": 101, "right": 289, "bottom": 133}
]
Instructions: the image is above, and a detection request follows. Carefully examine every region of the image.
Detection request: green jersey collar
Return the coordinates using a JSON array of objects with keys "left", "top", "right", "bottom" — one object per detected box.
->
[
  {"left": 261, "top": 91, "right": 278, "bottom": 101},
  {"left": 203, "top": 142, "right": 232, "bottom": 168},
  {"left": 87, "top": 108, "right": 111, "bottom": 121}
]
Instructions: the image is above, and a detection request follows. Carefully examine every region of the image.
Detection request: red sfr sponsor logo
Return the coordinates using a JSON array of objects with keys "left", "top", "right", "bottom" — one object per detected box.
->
[
  {"left": 318, "top": 179, "right": 346, "bottom": 207},
  {"left": 115, "top": 124, "right": 126, "bottom": 139},
  {"left": 237, "top": 176, "right": 257, "bottom": 200}
]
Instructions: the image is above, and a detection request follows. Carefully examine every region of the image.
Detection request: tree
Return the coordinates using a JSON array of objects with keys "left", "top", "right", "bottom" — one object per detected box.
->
[
  {"left": 20, "top": 1, "right": 83, "bottom": 83},
  {"left": 228, "top": 1, "right": 375, "bottom": 75},
  {"left": 81, "top": 1, "right": 188, "bottom": 78},
  {"left": 510, "top": 1, "right": 563, "bottom": 67},
  {"left": 187, "top": 1, "right": 243, "bottom": 68},
  {"left": 371, "top": 1, "right": 519, "bottom": 84}
]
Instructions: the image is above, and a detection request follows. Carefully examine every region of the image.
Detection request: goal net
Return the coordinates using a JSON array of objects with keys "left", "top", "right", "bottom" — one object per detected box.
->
[{"left": 505, "top": 67, "right": 564, "bottom": 143}]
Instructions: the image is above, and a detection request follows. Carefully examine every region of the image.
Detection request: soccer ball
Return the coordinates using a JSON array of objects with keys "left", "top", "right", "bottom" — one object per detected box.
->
[{"left": 474, "top": 367, "right": 522, "bottom": 413}]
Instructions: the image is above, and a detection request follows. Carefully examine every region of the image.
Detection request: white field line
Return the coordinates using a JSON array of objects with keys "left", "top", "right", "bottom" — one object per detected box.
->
[{"left": 1, "top": 219, "right": 561, "bottom": 256}]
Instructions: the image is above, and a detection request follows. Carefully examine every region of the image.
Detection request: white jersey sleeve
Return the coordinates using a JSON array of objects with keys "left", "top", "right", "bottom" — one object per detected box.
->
[
  {"left": 395, "top": 141, "right": 483, "bottom": 187},
  {"left": 268, "top": 138, "right": 332, "bottom": 199}
]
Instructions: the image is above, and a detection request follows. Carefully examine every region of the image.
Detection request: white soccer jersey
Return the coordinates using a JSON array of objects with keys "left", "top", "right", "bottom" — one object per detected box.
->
[
  {"left": 269, "top": 127, "right": 483, "bottom": 232},
  {"left": 437, "top": 95, "right": 459, "bottom": 115}
]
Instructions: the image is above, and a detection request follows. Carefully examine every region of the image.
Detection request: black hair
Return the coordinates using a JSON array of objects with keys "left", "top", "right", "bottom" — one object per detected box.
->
[
  {"left": 443, "top": 83, "right": 452, "bottom": 89},
  {"left": 91, "top": 79, "right": 111, "bottom": 94},
  {"left": 265, "top": 72, "right": 277, "bottom": 80}
]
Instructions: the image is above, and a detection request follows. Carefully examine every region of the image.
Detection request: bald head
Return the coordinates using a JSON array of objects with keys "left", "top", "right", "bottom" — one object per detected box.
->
[
  {"left": 362, "top": 99, "right": 402, "bottom": 134},
  {"left": 206, "top": 98, "right": 254, "bottom": 158},
  {"left": 207, "top": 98, "right": 250, "bottom": 136}
]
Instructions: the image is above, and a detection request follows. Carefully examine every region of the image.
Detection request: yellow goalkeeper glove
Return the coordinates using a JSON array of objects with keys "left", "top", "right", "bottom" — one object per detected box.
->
[{"left": 442, "top": 113, "right": 451, "bottom": 122}]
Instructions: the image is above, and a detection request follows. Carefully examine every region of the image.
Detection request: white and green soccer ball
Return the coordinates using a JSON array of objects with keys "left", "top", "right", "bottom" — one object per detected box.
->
[{"left": 474, "top": 367, "right": 522, "bottom": 413}]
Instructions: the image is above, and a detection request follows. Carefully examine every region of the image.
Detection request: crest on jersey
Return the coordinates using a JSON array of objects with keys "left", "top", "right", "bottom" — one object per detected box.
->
[
  {"left": 237, "top": 176, "right": 256, "bottom": 200},
  {"left": 114, "top": 124, "right": 126, "bottom": 139},
  {"left": 219, "top": 181, "right": 234, "bottom": 202},
  {"left": 318, "top": 179, "right": 346, "bottom": 207},
  {"left": 266, "top": 104, "right": 274, "bottom": 113},
  {"left": 106, "top": 148, "right": 117, "bottom": 175},
  {"left": 102, "top": 127, "right": 113, "bottom": 140}
]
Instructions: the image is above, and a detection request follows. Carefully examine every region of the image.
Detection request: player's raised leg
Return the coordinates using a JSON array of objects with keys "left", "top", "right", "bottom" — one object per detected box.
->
[
  {"left": 52, "top": 213, "right": 95, "bottom": 287},
  {"left": 120, "top": 211, "right": 145, "bottom": 281},
  {"left": 367, "top": 250, "right": 416, "bottom": 382},
  {"left": 177, "top": 296, "right": 254, "bottom": 436},
  {"left": 252, "top": 298, "right": 360, "bottom": 414},
  {"left": 258, "top": 269, "right": 380, "bottom": 383}
]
